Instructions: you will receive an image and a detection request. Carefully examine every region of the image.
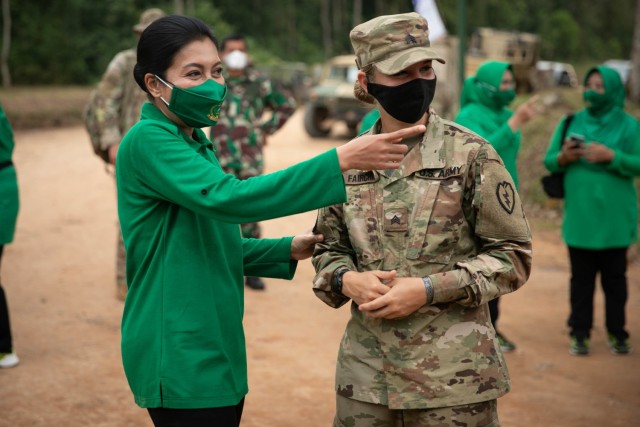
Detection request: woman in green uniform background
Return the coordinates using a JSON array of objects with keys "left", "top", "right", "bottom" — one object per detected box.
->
[
  {"left": 0, "top": 102, "right": 20, "bottom": 369},
  {"left": 117, "top": 15, "right": 424, "bottom": 427},
  {"left": 454, "top": 60, "right": 539, "bottom": 352},
  {"left": 544, "top": 65, "right": 640, "bottom": 356}
]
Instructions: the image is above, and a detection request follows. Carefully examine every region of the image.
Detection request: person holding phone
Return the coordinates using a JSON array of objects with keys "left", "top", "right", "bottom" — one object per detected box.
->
[{"left": 544, "top": 65, "right": 640, "bottom": 356}]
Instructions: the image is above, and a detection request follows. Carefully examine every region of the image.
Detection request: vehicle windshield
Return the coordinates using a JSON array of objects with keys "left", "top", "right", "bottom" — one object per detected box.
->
[{"left": 328, "top": 65, "right": 359, "bottom": 83}]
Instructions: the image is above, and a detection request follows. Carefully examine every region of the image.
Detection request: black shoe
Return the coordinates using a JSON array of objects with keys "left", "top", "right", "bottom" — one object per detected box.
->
[{"left": 245, "top": 277, "right": 265, "bottom": 291}]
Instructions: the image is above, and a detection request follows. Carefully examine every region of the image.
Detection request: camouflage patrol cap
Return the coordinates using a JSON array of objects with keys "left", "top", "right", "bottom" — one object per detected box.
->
[
  {"left": 350, "top": 12, "right": 445, "bottom": 74},
  {"left": 133, "top": 8, "right": 166, "bottom": 33}
]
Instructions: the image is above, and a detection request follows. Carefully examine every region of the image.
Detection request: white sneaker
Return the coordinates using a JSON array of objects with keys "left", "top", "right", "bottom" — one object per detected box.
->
[{"left": 0, "top": 352, "right": 19, "bottom": 368}]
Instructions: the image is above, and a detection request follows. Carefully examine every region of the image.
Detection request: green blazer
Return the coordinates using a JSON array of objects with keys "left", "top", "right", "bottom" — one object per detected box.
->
[{"left": 116, "top": 103, "right": 346, "bottom": 409}]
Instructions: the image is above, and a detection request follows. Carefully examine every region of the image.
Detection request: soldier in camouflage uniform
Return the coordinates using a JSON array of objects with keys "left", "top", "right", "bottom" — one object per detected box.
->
[
  {"left": 88, "top": 8, "right": 165, "bottom": 300},
  {"left": 311, "top": 13, "right": 532, "bottom": 427},
  {"left": 211, "top": 34, "right": 296, "bottom": 290}
]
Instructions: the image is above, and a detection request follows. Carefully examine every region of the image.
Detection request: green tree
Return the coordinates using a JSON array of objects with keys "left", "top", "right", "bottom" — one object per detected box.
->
[{"left": 540, "top": 10, "right": 580, "bottom": 60}]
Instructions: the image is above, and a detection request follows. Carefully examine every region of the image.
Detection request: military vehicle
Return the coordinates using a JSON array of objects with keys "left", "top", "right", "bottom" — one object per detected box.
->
[
  {"left": 303, "top": 55, "right": 373, "bottom": 138},
  {"left": 466, "top": 27, "right": 540, "bottom": 92}
]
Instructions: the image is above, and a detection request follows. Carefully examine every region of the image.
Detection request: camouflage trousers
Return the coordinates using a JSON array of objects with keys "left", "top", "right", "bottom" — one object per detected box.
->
[{"left": 334, "top": 395, "right": 499, "bottom": 427}]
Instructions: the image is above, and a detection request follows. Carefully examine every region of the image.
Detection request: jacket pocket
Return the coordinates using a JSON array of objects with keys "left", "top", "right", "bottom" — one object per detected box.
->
[{"left": 408, "top": 173, "right": 465, "bottom": 265}]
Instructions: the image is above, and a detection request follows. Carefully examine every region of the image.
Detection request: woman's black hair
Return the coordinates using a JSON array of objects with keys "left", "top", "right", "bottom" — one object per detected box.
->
[{"left": 133, "top": 15, "right": 219, "bottom": 93}]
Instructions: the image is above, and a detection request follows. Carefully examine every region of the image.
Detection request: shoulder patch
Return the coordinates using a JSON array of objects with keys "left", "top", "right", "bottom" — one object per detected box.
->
[
  {"left": 496, "top": 181, "right": 516, "bottom": 214},
  {"left": 343, "top": 170, "right": 380, "bottom": 185}
]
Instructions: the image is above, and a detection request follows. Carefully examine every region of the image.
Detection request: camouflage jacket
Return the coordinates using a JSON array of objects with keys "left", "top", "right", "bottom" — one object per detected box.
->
[
  {"left": 211, "top": 68, "right": 296, "bottom": 178},
  {"left": 90, "top": 48, "right": 148, "bottom": 152},
  {"left": 311, "top": 111, "right": 532, "bottom": 410}
]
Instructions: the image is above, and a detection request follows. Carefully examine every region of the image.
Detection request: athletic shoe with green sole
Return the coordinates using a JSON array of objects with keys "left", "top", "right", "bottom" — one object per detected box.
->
[
  {"left": 569, "top": 336, "right": 590, "bottom": 356},
  {"left": 608, "top": 335, "right": 632, "bottom": 355}
]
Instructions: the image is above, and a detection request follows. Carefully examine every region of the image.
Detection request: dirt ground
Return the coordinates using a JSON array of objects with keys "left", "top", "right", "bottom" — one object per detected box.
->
[{"left": 1, "top": 110, "right": 639, "bottom": 427}]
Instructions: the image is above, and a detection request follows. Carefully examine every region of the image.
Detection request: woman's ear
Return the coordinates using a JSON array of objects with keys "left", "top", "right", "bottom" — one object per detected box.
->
[
  {"left": 356, "top": 70, "right": 369, "bottom": 93},
  {"left": 144, "top": 73, "right": 162, "bottom": 98}
]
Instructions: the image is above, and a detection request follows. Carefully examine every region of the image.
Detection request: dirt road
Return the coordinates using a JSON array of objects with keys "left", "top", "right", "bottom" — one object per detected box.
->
[{"left": 1, "top": 110, "right": 639, "bottom": 426}]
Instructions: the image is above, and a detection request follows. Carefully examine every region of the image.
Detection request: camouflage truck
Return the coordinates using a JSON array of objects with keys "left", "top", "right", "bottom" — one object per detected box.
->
[
  {"left": 303, "top": 55, "right": 373, "bottom": 138},
  {"left": 466, "top": 27, "right": 540, "bottom": 93}
]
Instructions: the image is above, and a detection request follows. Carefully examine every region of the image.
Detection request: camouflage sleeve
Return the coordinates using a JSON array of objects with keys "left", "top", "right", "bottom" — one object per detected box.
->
[
  {"left": 259, "top": 78, "right": 296, "bottom": 136},
  {"left": 93, "top": 51, "right": 129, "bottom": 150},
  {"left": 311, "top": 205, "right": 357, "bottom": 308},
  {"left": 428, "top": 143, "right": 532, "bottom": 307}
]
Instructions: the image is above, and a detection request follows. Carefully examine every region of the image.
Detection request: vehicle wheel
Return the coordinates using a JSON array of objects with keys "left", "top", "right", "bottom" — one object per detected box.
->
[{"left": 303, "top": 103, "right": 331, "bottom": 138}]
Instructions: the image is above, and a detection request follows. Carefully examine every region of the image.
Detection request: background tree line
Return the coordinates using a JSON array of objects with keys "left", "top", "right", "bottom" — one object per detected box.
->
[{"left": 0, "top": 0, "right": 637, "bottom": 86}]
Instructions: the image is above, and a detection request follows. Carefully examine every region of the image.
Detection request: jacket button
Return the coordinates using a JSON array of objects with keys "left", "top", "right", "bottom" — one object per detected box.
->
[{"left": 201, "top": 189, "right": 207, "bottom": 195}]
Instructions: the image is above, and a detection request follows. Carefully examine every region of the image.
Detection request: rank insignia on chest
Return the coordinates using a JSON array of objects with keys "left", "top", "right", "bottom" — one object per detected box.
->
[{"left": 384, "top": 207, "right": 408, "bottom": 232}]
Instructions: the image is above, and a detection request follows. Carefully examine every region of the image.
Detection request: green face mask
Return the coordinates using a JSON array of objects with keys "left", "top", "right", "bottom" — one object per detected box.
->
[
  {"left": 157, "top": 75, "right": 227, "bottom": 128},
  {"left": 583, "top": 89, "right": 608, "bottom": 115},
  {"left": 498, "top": 89, "right": 516, "bottom": 106}
]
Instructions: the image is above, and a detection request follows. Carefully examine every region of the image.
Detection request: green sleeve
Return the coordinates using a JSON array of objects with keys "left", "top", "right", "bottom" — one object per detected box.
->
[
  {"left": 242, "top": 237, "right": 297, "bottom": 279},
  {"left": 129, "top": 123, "right": 346, "bottom": 223},
  {"left": 607, "top": 124, "right": 640, "bottom": 177},
  {"left": 543, "top": 117, "right": 568, "bottom": 173}
]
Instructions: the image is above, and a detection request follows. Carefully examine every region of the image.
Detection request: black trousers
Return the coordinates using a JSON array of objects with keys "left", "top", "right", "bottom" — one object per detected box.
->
[
  {"left": 148, "top": 398, "right": 245, "bottom": 427},
  {"left": 0, "top": 245, "right": 14, "bottom": 354},
  {"left": 567, "top": 246, "right": 629, "bottom": 340},
  {"left": 489, "top": 297, "right": 500, "bottom": 328}
]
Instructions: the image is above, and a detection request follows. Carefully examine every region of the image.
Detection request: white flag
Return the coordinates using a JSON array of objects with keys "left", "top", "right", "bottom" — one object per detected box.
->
[{"left": 412, "top": 0, "right": 447, "bottom": 42}]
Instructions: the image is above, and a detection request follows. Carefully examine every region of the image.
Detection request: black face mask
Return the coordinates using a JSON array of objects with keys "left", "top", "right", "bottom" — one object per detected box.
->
[{"left": 367, "top": 78, "right": 436, "bottom": 124}]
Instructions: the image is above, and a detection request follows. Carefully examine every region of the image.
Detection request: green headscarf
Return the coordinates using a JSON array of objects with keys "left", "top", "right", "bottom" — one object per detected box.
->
[
  {"left": 453, "top": 60, "right": 521, "bottom": 188},
  {"left": 473, "top": 61, "right": 516, "bottom": 110},
  {"left": 573, "top": 65, "right": 631, "bottom": 156},
  {"left": 459, "top": 76, "right": 479, "bottom": 108}
]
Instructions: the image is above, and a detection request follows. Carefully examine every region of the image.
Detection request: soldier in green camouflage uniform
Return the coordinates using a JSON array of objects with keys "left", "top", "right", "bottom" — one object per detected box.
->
[
  {"left": 87, "top": 8, "right": 165, "bottom": 300},
  {"left": 311, "top": 13, "right": 532, "bottom": 427},
  {"left": 211, "top": 34, "right": 296, "bottom": 290}
]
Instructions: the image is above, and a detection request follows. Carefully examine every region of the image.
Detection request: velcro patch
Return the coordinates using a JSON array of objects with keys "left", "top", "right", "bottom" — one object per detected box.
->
[
  {"left": 343, "top": 170, "right": 380, "bottom": 185},
  {"left": 416, "top": 165, "right": 463, "bottom": 180},
  {"left": 496, "top": 181, "right": 515, "bottom": 214},
  {"left": 384, "top": 207, "right": 408, "bottom": 232},
  {"left": 476, "top": 161, "right": 530, "bottom": 240}
]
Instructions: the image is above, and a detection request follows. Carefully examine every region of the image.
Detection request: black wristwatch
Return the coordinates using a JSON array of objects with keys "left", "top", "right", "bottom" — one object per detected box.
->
[{"left": 332, "top": 267, "right": 350, "bottom": 296}]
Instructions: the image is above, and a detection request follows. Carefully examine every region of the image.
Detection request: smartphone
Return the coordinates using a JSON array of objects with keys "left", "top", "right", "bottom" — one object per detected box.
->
[{"left": 568, "top": 133, "right": 585, "bottom": 147}]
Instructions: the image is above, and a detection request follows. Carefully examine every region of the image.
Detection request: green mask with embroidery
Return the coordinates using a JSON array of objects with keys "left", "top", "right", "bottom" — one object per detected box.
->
[{"left": 157, "top": 75, "right": 227, "bottom": 128}]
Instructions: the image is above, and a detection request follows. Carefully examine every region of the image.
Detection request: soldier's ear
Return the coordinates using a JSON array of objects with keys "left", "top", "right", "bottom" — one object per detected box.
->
[
  {"left": 145, "top": 74, "right": 163, "bottom": 98},
  {"left": 357, "top": 70, "right": 369, "bottom": 94}
]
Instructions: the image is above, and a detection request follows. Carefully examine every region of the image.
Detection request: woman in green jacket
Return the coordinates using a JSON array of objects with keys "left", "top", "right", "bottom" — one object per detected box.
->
[
  {"left": 454, "top": 60, "right": 538, "bottom": 352},
  {"left": 0, "top": 102, "right": 19, "bottom": 369},
  {"left": 117, "top": 15, "right": 423, "bottom": 427},
  {"left": 544, "top": 65, "right": 640, "bottom": 357}
]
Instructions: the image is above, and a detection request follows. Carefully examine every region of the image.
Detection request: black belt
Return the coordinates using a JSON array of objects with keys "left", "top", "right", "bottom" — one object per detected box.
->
[{"left": 0, "top": 161, "right": 13, "bottom": 170}]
